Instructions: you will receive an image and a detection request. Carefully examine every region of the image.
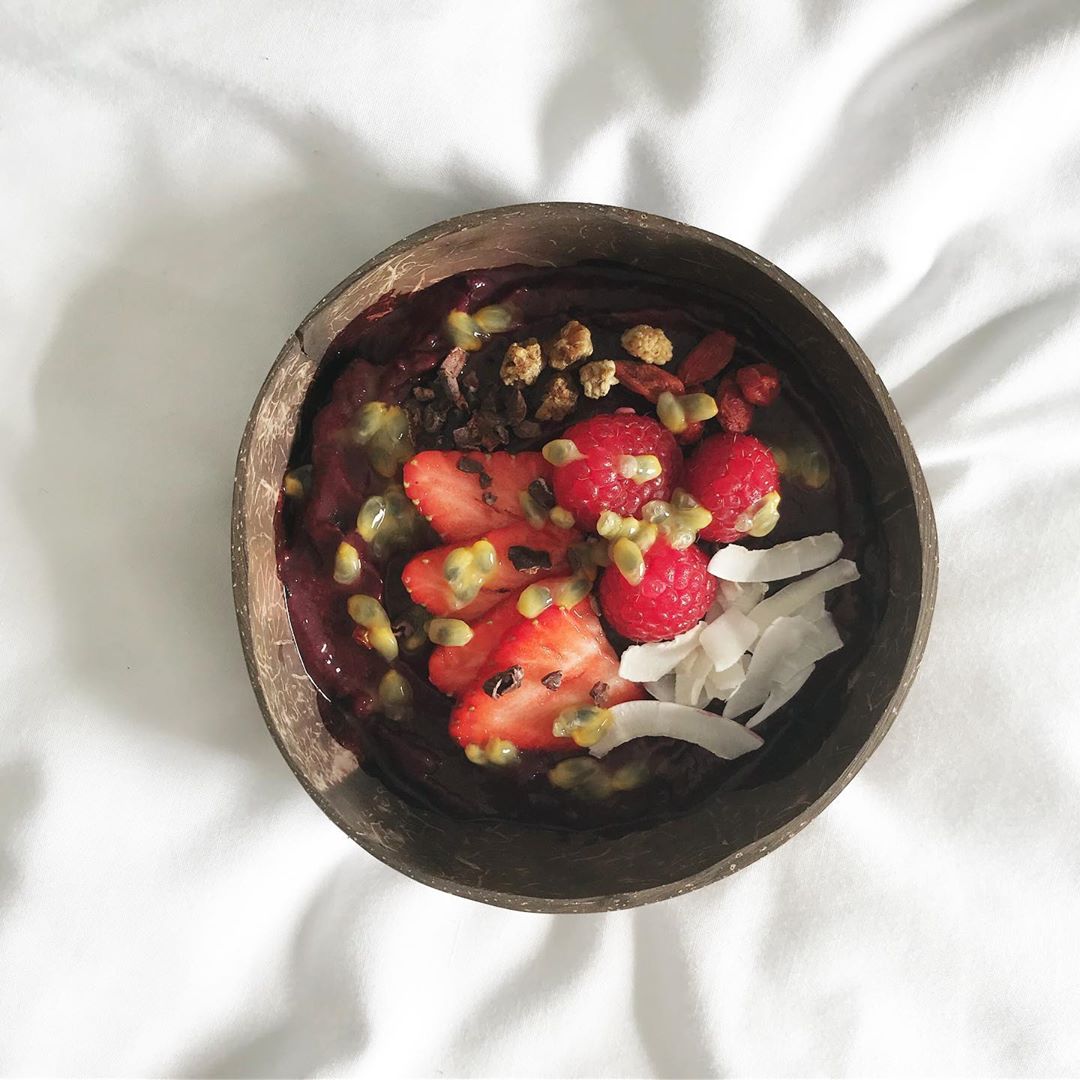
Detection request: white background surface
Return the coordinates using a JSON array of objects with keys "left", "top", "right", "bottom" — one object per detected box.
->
[{"left": 2, "top": 1, "right": 1079, "bottom": 1076}]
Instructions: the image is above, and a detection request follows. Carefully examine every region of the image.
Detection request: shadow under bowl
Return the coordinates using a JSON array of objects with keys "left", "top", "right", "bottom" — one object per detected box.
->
[{"left": 232, "top": 202, "right": 937, "bottom": 913}]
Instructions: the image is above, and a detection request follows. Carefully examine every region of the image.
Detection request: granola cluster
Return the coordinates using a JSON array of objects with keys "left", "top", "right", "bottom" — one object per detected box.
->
[
  {"left": 546, "top": 320, "right": 593, "bottom": 369},
  {"left": 428, "top": 312, "right": 680, "bottom": 441}
]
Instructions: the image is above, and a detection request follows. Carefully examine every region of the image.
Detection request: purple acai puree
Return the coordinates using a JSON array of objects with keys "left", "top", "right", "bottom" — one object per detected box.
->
[{"left": 276, "top": 263, "right": 885, "bottom": 830}]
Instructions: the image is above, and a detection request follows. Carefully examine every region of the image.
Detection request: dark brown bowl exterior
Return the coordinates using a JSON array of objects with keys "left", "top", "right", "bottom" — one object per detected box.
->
[{"left": 232, "top": 203, "right": 937, "bottom": 912}]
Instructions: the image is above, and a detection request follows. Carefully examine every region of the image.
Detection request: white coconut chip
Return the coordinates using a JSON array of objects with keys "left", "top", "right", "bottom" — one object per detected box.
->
[
  {"left": 748, "top": 559, "right": 860, "bottom": 633},
  {"left": 699, "top": 607, "right": 759, "bottom": 671},
  {"left": 709, "top": 579, "right": 767, "bottom": 619},
  {"left": 771, "top": 614, "right": 843, "bottom": 686},
  {"left": 589, "top": 700, "right": 764, "bottom": 760},
  {"left": 705, "top": 657, "right": 748, "bottom": 702},
  {"left": 644, "top": 675, "right": 677, "bottom": 703},
  {"left": 745, "top": 664, "right": 816, "bottom": 730},
  {"left": 674, "top": 648, "right": 715, "bottom": 708},
  {"left": 722, "top": 616, "right": 818, "bottom": 718},
  {"left": 619, "top": 622, "right": 705, "bottom": 682},
  {"left": 707, "top": 532, "right": 843, "bottom": 582},
  {"left": 793, "top": 592, "right": 827, "bottom": 622}
]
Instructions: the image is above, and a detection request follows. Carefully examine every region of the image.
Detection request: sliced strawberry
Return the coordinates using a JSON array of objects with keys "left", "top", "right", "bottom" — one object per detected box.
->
[
  {"left": 449, "top": 601, "right": 644, "bottom": 751},
  {"left": 401, "top": 520, "right": 578, "bottom": 619},
  {"left": 403, "top": 450, "right": 553, "bottom": 542},
  {"left": 428, "top": 576, "right": 573, "bottom": 698}
]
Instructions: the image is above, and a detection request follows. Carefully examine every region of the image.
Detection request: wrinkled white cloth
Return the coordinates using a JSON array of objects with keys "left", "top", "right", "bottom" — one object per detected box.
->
[{"left": 2, "top": 1, "right": 1079, "bottom": 1076}]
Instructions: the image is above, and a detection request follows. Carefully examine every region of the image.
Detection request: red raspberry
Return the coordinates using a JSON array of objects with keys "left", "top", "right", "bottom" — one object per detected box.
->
[
  {"left": 717, "top": 377, "right": 753, "bottom": 433},
  {"left": 598, "top": 539, "right": 717, "bottom": 643},
  {"left": 735, "top": 363, "right": 781, "bottom": 406},
  {"left": 683, "top": 433, "right": 780, "bottom": 543},
  {"left": 553, "top": 413, "right": 681, "bottom": 530}
]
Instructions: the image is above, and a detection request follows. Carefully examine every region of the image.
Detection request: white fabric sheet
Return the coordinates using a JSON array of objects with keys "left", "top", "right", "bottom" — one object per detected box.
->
[{"left": 2, "top": 1, "right": 1079, "bottom": 1075}]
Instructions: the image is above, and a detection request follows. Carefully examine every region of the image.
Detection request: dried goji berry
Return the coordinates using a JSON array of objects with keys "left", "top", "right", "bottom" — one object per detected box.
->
[
  {"left": 735, "top": 363, "right": 781, "bottom": 406},
  {"left": 677, "top": 330, "right": 736, "bottom": 385},
  {"left": 717, "top": 377, "right": 753, "bottom": 433},
  {"left": 613, "top": 360, "right": 685, "bottom": 404}
]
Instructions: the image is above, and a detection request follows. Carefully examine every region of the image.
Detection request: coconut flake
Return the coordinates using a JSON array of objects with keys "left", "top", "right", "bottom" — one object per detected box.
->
[
  {"left": 722, "top": 616, "right": 817, "bottom": 718},
  {"left": 746, "top": 664, "right": 816, "bottom": 729},
  {"left": 589, "top": 700, "right": 764, "bottom": 760},
  {"left": 709, "top": 579, "right": 767, "bottom": 619},
  {"left": 771, "top": 614, "right": 843, "bottom": 686},
  {"left": 619, "top": 622, "right": 705, "bottom": 682},
  {"left": 705, "top": 657, "right": 747, "bottom": 702},
  {"left": 748, "top": 559, "right": 860, "bottom": 632},
  {"left": 793, "top": 592, "right": 827, "bottom": 622},
  {"left": 708, "top": 532, "right": 843, "bottom": 582},
  {"left": 644, "top": 675, "right": 677, "bottom": 702},
  {"left": 699, "top": 607, "right": 759, "bottom": 670},
  {"left": 674, "top": 649, "right": 714, "bottom": 708}
]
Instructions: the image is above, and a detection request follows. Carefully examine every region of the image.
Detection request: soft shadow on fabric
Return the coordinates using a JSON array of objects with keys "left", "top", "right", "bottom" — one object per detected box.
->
[{"left": 13, "top": 112, "right": 514, "bottom": 789}]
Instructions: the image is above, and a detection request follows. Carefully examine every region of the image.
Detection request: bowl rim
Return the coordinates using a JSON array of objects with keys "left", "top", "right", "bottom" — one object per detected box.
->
[{"left": 232, "top": 201, "right": 939, "bottom": 912}]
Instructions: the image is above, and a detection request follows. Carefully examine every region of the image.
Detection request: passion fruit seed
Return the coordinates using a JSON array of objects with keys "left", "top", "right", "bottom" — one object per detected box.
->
[
  {"left": 346, "top": 594, "right": 399, "bottom": 662},
  {"left": 554, "top": 575, "right": 593, "bottom": 609},
  {"left": 378, "top": 670, "right": 412, "bottom": 719},
  {"left": 548, "top": 756, "right": 603, "bottom": 789},
  {"left": 640, "top": 489, "right": 714, "bottom": 550},
  {"left": 549, "top": 506, "right": 575, "bottom": 529},
  {"left": 611, "top": 537, "right": 646, "bottom": 585},
  {"left": 427, "top": 618, "right": 474, "bottom": 647},
  {"left": 678, "top": 488, "right": 702, "bottom": 512},
  {"left": 597, "top": 512, "right": 657, "bottom": 554},
  {"left": 747, "top": 490, "right": 782, "bottom": 537},
  {"left": 518, "top": 489, "right": 549, "bottom": 528},
  {"left": 465, "top": 739, "right": 520, "bottom": 766},
  {"left": 568, "top": 538, "right": 610, "bottom": 581},
  {"left": 769, "top": 445, "right": 790, "bottom": 475},
  {"left": 681, "top": 393, "right": 719, "bottom": 423},
  {"left": 333, "top": 541, "right": 363, "bottom": 585},
  {"left": 357, "top": 485, "right": 423, "bottom": 557},
  {"left": 357, "top": 494, "right": 387, "bottom": 539},
  {"left": 656, "top": 391, "right": 686, "bottom": 433},
  {"left": 352, "top": 403, "right": 414, "bottom": 478},
  {"left": 283, "top": 467, "right": 310, "bottom": 499},
  {"left": 616, "top": 454, "right": 663, "bottom": 484},
  {"left": 596, "top": 510, "right": 623, "bottom": 539},
  {"left": 353, "top": 401, "right": 387, "bottom": 442},
  {"left": 446, "top": 310, "right": 485, "bottom": 352},
  {"left": 517, "top": 583, "right": 554, "bottom": 618},
  {"left": 800, "top": 449, "right": 830, "bottom": 489},
  {"left": 552, "top": 704, "right": 614, "bottom": 748},
  {"left": 611, "top": 761, "right": 650, "bottom": 791},
  {"left": 443, "top": 538, "right": 497, "bottom": 607},
  {"left": 656, "top": 390, "right": 719, "bottom": 434},
  {"left": 541, "top": 439, "right": 585, "bottom": 467},
  {"left": 472, "top": 304, "right": 514, "bottom": 334}
]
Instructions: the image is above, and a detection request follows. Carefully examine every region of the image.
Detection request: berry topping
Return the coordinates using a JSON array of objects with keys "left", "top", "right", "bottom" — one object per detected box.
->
[
  {"left": 682, "top": 433, "right": 781, "bottom": 543},
  {"left": 735, "top": 363, "right": 781, "bottom": 406},
  {"left": 612, "top": 359, "right": 684, "bottom": 403},
  {"left": 403, "top": 450, "right": 553, "bottom": 542},
  {"left": 598, "top": 538, "right": 717, "bottom": 643},
  {"left": 621, "top": 324, "right": 673, "bottom": 365},
  {"left": 677, "top": 330, "right": 736, "bottom": 385},
  {"left": 449, "top": 600, "right": 644, "bottom": 751},
  {"left": 549, "top": 413, "right": 681, "bottom": 530},
  {"left": 717, "top": 377, "right": 754, "bottom": 433},
  {"left": 400, "top": 520, "right": 578, "bottom": 619}
]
